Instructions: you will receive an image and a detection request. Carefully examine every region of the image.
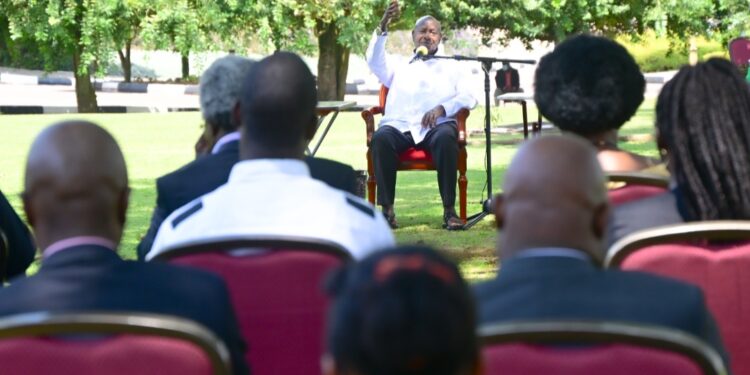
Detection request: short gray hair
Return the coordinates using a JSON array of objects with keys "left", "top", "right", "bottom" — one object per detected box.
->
[{"left": 200, "top": 55, "right": 256, "bottom": 132}]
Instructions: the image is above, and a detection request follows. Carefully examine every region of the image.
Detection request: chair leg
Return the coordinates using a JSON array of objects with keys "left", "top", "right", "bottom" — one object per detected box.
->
[{"left": 458, "top": 149, "right": 467, "bottom": 223}]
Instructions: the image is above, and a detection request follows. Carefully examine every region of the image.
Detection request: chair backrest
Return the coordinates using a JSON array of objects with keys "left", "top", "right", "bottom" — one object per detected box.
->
[
  {"left": 0, "top": 311, "right": 231, "bottom": 375},
  {"left": 379, "top": 85, "right": 389, "bottom": 109},
  {"left": 480, "top": 321, "right": 726, "bottom": 375},
  {"left": 607, "top": 172, "right": 670, "bottom": 206},
  {"left": 728, "top": 37, "right": 750, "bottom": 68},
  {"left": 606, "top": 221, "right": 750, "bottom": 375},
  {"left": 0, "top": 229, "right": 8, "bottom": 283},
  {"left": 154, "top": 236, "right": 352, "bottom": 375}
]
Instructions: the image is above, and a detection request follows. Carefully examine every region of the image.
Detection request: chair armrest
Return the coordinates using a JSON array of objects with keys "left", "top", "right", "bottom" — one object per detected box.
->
[
  {"left": 456, "top": 108, "right": 470, "bottom": 146},
  {"left": 361, "top": 106, "right": 384, "bottom": 146}
]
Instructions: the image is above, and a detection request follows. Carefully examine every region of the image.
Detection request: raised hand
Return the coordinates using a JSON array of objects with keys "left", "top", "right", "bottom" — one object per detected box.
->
[{"left": 379, "top": 0, "right": 400, "bottom": 32}]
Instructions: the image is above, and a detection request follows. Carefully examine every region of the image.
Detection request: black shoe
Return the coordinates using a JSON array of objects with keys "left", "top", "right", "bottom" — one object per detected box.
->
[
  {"left": 384, "top": 210, "right": 399, "bottom": 229},
  {"left": 442, "top": 212, "right": 464, "bottom": 231}
]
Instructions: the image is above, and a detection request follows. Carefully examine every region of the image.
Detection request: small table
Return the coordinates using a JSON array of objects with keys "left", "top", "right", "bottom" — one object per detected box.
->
[
  {"left": 496, "top": 93, "right": 542, "bottom": 139},
  {"left": 308, "top": 101, "right": 356, "bottom": 156}
]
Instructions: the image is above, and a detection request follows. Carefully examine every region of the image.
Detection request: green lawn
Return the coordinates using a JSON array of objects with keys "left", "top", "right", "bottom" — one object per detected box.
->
[{"left": 0, "top": 100, "right": 659, "bottom": 281}]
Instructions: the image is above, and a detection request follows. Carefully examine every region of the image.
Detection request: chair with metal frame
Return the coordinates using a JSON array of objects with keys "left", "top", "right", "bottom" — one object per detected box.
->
[
  {"left": 606, "top": 171, "right": 670, "bottom": 206},
  {"left": 0, "top": 311, "right": 232, "bottom": 375},
  {"left": 606, "top": 220, "right": 750, "bottom": 375},
  {"left": 480, "top": 320, "right": 727, "bottom": 375},
  {"left": 152, "top": 236, "right": 352, "bottom": 375},
  {"left": 361, "top": 85, "right": 471, "bottom": 222},
  {"left": 0, "top": 229, "right": 8, "bottom": 284}
]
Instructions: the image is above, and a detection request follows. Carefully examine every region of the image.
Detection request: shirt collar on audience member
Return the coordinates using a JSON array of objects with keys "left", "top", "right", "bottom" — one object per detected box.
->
[
  {"left": 43, "top": 236, "right": 117, "bottom": 259},
  {"left": 228, "top": 159, "right": 311, "bottom": 183},
  {"left": 211, "top": 131, "right": 241, "bottom": 155},
  {"left": 513, "top": 247, "right": 591, "bottom": 262}
]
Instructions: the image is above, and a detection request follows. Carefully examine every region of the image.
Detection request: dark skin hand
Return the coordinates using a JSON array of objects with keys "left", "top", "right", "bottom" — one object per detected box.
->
[
  {"left": 379, "top": 0, "right": 400, "bottom": 32},
  {"left": 422, "top": 105, "right": 446, "bottom": 128}
]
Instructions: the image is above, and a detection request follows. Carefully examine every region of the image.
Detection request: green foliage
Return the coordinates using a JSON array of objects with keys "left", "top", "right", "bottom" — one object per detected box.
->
[
  {"left": 4, "top": 0, "right": 117, "bottom": 76},
  {"left": 618, "top": 32, "right": 725, "bottom": 72}
]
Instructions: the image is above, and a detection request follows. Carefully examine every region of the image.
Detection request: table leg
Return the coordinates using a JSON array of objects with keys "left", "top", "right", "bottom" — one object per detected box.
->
[
  {"left": 306, "top": 114, "right": 329, "bottom": 155},
  {"left": 521, "top": 101, "right": 529, "bottom": 139},
  {"left": 309, "top": 110, "right": 341, "bottom": 156}
]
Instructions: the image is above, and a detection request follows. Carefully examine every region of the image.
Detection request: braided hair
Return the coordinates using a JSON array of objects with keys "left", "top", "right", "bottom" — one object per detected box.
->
[{"left": 656, "top": 58, "right": 750, "bottom": 220}]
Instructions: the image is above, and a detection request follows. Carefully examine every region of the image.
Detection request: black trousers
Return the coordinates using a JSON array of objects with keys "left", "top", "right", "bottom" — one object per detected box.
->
[{"left": 370, "top": 123, "right": 458, "bottom": 208}]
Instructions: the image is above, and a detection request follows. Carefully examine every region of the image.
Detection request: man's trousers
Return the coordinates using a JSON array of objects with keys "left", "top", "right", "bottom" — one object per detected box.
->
[{"left": 370, "top": 123, "right": 458, "bottom": 208}]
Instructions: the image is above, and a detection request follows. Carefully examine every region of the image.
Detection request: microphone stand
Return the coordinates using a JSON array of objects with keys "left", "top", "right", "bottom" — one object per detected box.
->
[{"left": 420, "top": 54, "right": 535, "bottom": 230}]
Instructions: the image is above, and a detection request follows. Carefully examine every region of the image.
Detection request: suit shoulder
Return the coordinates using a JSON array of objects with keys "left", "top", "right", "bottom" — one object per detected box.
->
[
  {"left": 132, "top": 261, "right": 227, "bottom": 288},
  {"left": 605, "top": 269, "right": 703, "bottom": 298}
]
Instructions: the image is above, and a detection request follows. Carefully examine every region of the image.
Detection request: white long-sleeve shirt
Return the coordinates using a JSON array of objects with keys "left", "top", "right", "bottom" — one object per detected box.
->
[{"left": 366, "top": 32, "right": 477, "bottom": 144}]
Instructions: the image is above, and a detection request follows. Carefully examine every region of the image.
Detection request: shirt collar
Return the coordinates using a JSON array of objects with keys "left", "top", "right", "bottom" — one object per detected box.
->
[
  {"left": 211, "top": 131, "right": 241, "bottom": 155},
  {"left": 43, "top": 236, "right": 116, "bottom": 259},
  {"left": 228, "top": 159, "right": 310, "bottom": 182},
  {"left": 512, "top": 247, "right": 592, "bottom": 262}
]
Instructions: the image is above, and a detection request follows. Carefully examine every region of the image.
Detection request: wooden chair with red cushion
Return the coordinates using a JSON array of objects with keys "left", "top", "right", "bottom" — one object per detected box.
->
[
  {"left": 607, "top": 172, "right": 670, "bottom": 206},
  {"left": 361, "top": 86, "right": 470, "bottom": 222},
  {"left": 153, "top": 236, "right": 352, "bottom": 375},
  {"left": 480, "top": 320, "right": 726, "bottom": 375},
  {"left": 0, "top": 311, "right": 231, "bottom": 375},
  {"left": 606, "top": 221, "right": 750, "bottom": 375}
]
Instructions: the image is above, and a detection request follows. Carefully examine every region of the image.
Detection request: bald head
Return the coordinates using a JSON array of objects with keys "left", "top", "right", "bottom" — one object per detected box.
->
[
  {"left": 23, "top": 121, "right": 129, "bottom": 249},
  {"left": 494, "top": 135, "right": 609, "bottom": 262},
  {"left": 238, "top": 51, "right": 317, "bottom": 159}
]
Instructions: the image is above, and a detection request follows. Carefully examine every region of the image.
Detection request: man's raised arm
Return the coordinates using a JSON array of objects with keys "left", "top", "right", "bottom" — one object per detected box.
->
[{"left": 366, "top": 0, "right": 400, "bottom": 87}]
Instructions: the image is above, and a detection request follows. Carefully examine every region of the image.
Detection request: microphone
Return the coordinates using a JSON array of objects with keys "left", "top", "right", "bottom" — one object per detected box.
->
[{"left": 409, "top": 46, "right": 429, "bottom": 64}]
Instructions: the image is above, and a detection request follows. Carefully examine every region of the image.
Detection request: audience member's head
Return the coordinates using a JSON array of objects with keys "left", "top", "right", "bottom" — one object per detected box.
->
[
  {"left": 493, "top": 135, "right": 608, "bottom": 263},
  {"left": 534, "top": 35, "right": 645, "bottom": 138},
  {"left": 238, "top": 51, "right": 317, "bottom": 159},
  {"left": 200, "top": 55, "right": 257, "bottom": 135},
  {"left": 656, "top": 58, "right": 750, "bottom": 221},
  {"left": 324, "top": 245, "right": 479, "bottom": 375},
  {"left": 23, "top": 121, "right": 129, "bottom": 250}
]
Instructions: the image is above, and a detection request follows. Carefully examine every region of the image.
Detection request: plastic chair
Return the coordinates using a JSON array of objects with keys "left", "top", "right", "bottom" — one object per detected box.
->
[
  {"left": 361, "top": 85, "right": 470, "bottom": 221},
  {"left": 0, "top": 311, "right": 231, "bottom": 375},
  {"left": 153, "top": 236, "right": 352, "bottom": 375},
  {"left": 607, "top": 221, "right": 750, "bottom": 375},
  {"left": 607, "top": 172, "right": 669, "bottom": 206},
  {"left": 480, "top": 320, "right": 726, "bottom": 375},
  {"left": 728, "top": 37, "right": 750, "bottom": 69}
]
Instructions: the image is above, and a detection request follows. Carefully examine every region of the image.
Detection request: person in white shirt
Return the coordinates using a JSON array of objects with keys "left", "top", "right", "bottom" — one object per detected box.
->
[
  {"left": 147, "top": 52, "right": 395, "bottom": 260},
  {"left": 366, "top": 0, "right": 477, "bottom": 230}
]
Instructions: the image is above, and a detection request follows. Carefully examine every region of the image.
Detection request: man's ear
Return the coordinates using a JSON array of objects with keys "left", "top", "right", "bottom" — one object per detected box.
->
[
  {"left": 232, "top": 102, "right": 242, "bottom": 130},
  {"left": 118, "top": 187, "right": 131, "bottom": 226},
  {"left": 21, "top": 191, "right": 35, "bottom": 228},
  {"left": 305, "top": 114, "right": 318, "bottom": 141},
  {"left": 492, "top": 193, "right": 504, "bottom": 229},
  {"left": 592, "top": 201, "right": 610, "bottom": 240}
]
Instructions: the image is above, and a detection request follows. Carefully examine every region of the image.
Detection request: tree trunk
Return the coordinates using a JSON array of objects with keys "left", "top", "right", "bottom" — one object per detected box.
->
[
  {"left": 316, "top": 22, "right": 349, "bottom": 101},
  {"left": 117, "top": 40, "right": 132, "bottom": 82},
  {"left": 181, "top": 53, "right": 190, "bottom": 79},
  {"left": 72, "top": 47, "right": 98, "bottom": 113}
]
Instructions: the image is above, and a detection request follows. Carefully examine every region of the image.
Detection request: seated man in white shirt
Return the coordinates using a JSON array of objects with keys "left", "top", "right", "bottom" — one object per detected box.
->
[
  {"left": 366, "top": 0, "right": 477, "bottom": 230},
  {"left": 147, "top": 52, "right": 395, "bottom": 260}
]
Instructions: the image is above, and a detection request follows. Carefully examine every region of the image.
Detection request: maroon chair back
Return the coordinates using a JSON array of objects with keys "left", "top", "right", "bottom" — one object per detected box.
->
[
  {"left": 484, "top": 343, "right": 703, "bottom": 375},
  {"left": 607, "top": 172, "right": 669, "bottom": 206},
  {"left": 608, "top": 185, "right": 668, "bottom": 206},
  {"left": 480, "top": 321, "right": 725, "bottom": 375},
  {"left": 607, "top": 222, "right": 750, "bottom": 375},
  {"left": 157, "top": 238, "right": 351, "bottom": 375},
  {"left": 729, "top": 37, "right": 750, "bottom": 68},
  {"left": 0, "top": 312, "right": 231, "bottom": 375}
]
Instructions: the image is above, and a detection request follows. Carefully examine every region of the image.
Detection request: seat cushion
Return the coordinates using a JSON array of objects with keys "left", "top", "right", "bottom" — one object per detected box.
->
[{"left": 397, "top": 148, "right": 434, "bottom": 170}]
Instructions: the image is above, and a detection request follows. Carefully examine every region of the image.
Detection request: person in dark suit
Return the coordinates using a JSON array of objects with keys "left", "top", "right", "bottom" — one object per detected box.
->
[
  {"left": 0, "top": 121, "right": 249, "bottom": 374},
  {"left": 474, "top": 135, "right": 728, "bottom": 362},
  {"left": 137, "top": 55, "right": 356, "bottom": 260},
  {"left": 0, "top": 189, "right": 35, "bottom": 281}
]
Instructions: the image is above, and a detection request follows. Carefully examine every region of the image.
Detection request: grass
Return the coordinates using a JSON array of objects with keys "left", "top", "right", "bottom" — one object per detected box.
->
[{"left": 0, "top": 99, "right": 658, "bottom": 281}]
